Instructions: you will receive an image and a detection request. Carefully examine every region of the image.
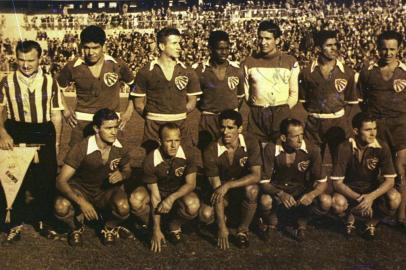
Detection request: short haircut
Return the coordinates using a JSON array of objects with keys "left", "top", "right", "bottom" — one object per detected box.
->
[
  {"left": 280, "top": 118, "right": 303, "bottom": 136},
  {"left": 157, "top": 27, "right": 181, "bottom": 45},
  {"left": 208, "top": 30, "right": 229, "bottom": 48},
  {"left": 314, "top": 30, "right": 337, "bottom": 48},
  {"left": 377, "top": 30, "right": 403, "bottom": 49},
  {"left": 93, "top": 108, "right": 119, "bottom": 128},
  {"left": 352, "top": 112, "right": 376, "bottom": 130},
  {"left": 219, "top": 109, "right": 243, "bottom": 128},
  {"left": 257, "top": 20, "right": 282, "bottom": 38},
  {"left": 16, "top": 40, "right": 42, "bottom": 57},
  {"left": 80, "top": 25, "right": 106, "bottom": 45},
  {"left": 159, "top": 122, "right": 180, "bottom": 140}
]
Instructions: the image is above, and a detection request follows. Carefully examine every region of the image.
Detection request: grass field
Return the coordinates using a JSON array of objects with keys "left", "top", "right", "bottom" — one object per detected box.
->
[{"left": 0, "top": 98, "right": 405, "bottom": 270}]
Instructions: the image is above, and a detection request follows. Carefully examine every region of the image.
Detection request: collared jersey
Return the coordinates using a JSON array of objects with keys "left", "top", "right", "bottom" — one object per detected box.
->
[
  {"left": 203, "top": 134, "right": 262, "bottom": 183},
  {"left": 130, "top": 60, "right": 202, "bottom": 121},
  {"left": 0, "top": 69, "right": 64, "bottom": 123},
  {"left": 358, "top": 61, "right": 406, "bottom": 118},
  {"left": 261, "top": 140, "right": 326, "bottom": 194},
  {"left": 64, "top": 135, "right": 130, "bottom": 195},
  {"left": 142, "top": 145, "right": 197, "bottom": 194},
  {"left": 299, "top": 59, "right": 358, "bottom": 113},
  {"left": 331, "top": 138, "right": 396, "bottom": 193},
  {"left": 242, "top": 52, "right": 299, "bottom": 108},
  {"left": 194, "top": 59, "right": 244, "bottom": 113},
  {"left": 57, "top": 55, "right": 134, "bottom": 114}
]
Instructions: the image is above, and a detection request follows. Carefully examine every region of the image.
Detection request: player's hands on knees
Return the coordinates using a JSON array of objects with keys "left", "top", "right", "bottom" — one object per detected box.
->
[
  {"left": 0, "top": 131, "right": 14, "bottom": 150},
  {"left": 157, "top": 196, "right": 175, "bottom": 214},
  {"left": 151, "top": 229, "right": 166, "bottom": 253},
  {"left": 79, "top": 200, "right": 98, "bottom": 221},
  {"left": 277, "top": 191, "right": 296, "bottom": 209},
  {"left": 108, "top": 170, "right": 124, "bottom": 184},
  {"left": 217, "top": 226, "right": 229, "bottom": 250},
  {"left": 297, "top": 192, "right": 315, "bottom": 206},
  {"left": 355, "top": 194, "right": 374, "bottom": 213},
  {"left": 211, "top": 183, "right": 230, "bottom": 205},
  {"left": 63, "top": 108, "right": 77, "bottom": 128}
]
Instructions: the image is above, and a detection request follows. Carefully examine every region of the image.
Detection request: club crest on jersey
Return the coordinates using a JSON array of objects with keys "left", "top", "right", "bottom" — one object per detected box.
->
[
  {"left": 366, "top": 157, "right": 379, "bottom": 170},
  {"left": 393, "top": 79, "right": 406, "bottom": 93},
  {"left": 239, "top": 157, "right": 248, "bottom": 167},
  {"left": 104, "top": 72, "right": 119, "bottom": 87},
  {"left": 175, "top": 76, "right": 189, "bottom": 91},
  {"left": 175, "top": 166, "right": 185, "bottom": 177},
  {"left": 334, "top": 79, "right": 347, "bottom": 92},
  {"left": 109, "top": 158, "right": 121, "bottom": 171},
  {"left": 228, "top": 76, "right": 239, "bottom": 90},
  {"left": 297, "top": 160, "right": 310, "bottom": 172}
]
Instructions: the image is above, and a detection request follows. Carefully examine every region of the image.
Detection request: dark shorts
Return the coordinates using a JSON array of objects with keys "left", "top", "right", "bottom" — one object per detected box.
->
[
  {"left": 304, "top": 115, "right": 351, "bottom": 149},
  {"left": 69, "top": 120, "right": 94, "bottom": 147},
  {"left": 69, "top": 181, "right": 125, "bottom": 210},
  {"left": 248, "top": 104, "right": 291, "bottom": 143},
  {"left": 198, "top": 114, "right": 220, "bottom": 150},
  {"left": 376, "top": 116, "right": 406, "bottom": 152},
  {"left": 143, "top": 118, "right": 191, "bottom": 152}
]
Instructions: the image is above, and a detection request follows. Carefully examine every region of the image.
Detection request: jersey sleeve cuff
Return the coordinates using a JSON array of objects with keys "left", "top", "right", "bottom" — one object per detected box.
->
[
  {"left": 383, "top": 174, "right": 397, "bottom": 178},
  {"left": 260, "top": 179, "right": 271, "bottom": 184},
  {"left": 130, "top": 92, "right": 146, "bottom": 97},
  {"left": 316, "top": 177, "right": 328, "bottom": 183},
  {"left": 187, "top": 91, "right": 203, "bottom": 96},
  {"left": 330, "top": 176, "right": 345, "bottom": 181},
  {"left": 346, "top": 101, "right": 359, "bottom": 104}
]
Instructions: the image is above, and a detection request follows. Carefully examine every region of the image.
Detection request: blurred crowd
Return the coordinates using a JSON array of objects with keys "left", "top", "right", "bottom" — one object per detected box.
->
[{"left": 0, "top": 0, "right": 405, "bottom": 84}]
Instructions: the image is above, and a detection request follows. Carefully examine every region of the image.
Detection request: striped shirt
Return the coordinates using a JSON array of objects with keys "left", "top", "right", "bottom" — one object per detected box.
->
[
  {"left": 242, "top": 52, "right": 299, "bottom": 108},
  {"left": 0, "top": 69, "right": 64, "bottom": 123}
]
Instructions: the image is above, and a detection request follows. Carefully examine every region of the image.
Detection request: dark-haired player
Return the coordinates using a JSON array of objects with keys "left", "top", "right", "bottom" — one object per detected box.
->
[
  {"left": 259, "top": 118, "right": 330, "bottom": 241},
  {"left": 57, "top": 25, "right": 135, "bottom": 147},
  {"left": 199, "top": 110, "right": 261, "bottom": 249},
  {"left": 54, "top": 108, "right": 132, "bottom": 246},
  {"left": 242, "top": 20, "right": 299, "bottom": 143},
  {"left": 0, "top": 40, "right": 64, "bottom": 242},
  {"left": 129, "top": 27, "right": 201, "bottom": 152},
  {"left": 193, "top": 30, "right": 244, "bottom": 149},
  {"left": 299, "top": 30, "right": 358, "bottom": 161},
  {"left": 331, "top": 112, "right": 400, "bottom": 239},
  {"left": 129, "top": 123, "right": 200, "bottom": 252},
  {"left": 358, "top": 30, "right": 406, "bottom": 228}
]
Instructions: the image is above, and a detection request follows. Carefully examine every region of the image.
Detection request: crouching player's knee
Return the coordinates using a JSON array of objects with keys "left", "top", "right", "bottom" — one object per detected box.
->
[{"left": 331, "top": 193, "right": 348, "bottom": 216}]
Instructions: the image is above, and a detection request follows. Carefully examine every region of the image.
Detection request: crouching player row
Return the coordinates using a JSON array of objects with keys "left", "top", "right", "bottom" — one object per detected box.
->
[{"left": 330, "top": 113, "right": 401, "bottom": 239}]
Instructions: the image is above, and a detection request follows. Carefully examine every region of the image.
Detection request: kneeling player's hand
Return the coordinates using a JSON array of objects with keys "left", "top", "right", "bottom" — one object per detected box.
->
[
  {"left": 157, "top": 197, "right": 175, "bottom": 214},
  {"left": 217, "top": 227, "right": 229, "bottom": 250},
  {"left": 151, "top": 229, "right": 166, "bottom": 253},
  {"left": 298, "top": 193, "right": 315, "bottom": 206},
  {"left": 278, "top": 191, "right": 296, "bottom": 209},
  {"left": 0, "top": 132, "right": 13, "bottom": 150},
  {"left": 108, "top": 170, "right": 124, "bottom": 184},
  {"left": 211, "top": 184, "right": 230, "bottom": 205},
  {"left": 79, "top": 200, "right": 98, "bottom": 221},
  {"left": 355, "top": 194, "right": 374, "bottom": 212}
]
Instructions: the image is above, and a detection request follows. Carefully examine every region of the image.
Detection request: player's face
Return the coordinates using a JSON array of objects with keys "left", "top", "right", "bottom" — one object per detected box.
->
[
  {"left": 160, "top": 35, "right": 182, "bottom": 59},
  {"left": 378, "top": 39, "right": 399, "bottom": 64},
  {"left": 211, "top": 40, "right": 230, "bottom": 64},
  {"left": 96, "top": 119, "right": 119, "bottom": 145},
  {"left": 220, "top": 119, "right": 242, "bottom": 145},
  {"left": 161, "top": 128, "right": 181, "bottom": 157},
  {"left": 82, "top": 42, "right": 104, "bottom": 65},
  {"left": 321, "top": 38, "right": 338, "bottom": 60},
  {"left": 258, "top": 31, "right": 278, "bottom": 55},
  {"left": 284, "top": 125, "right": 304, "bottom": 150},
  {"left": 17, "top": 49, "right": 40, "bottom": 77},
  {"left": 356, "top": 121, "right": 377, "bottom": 145}
]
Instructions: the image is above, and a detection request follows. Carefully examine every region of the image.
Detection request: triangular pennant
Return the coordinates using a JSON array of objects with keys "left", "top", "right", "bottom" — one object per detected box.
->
[{"left": 0, "top": 147, "right": 38, "bottom": 223}]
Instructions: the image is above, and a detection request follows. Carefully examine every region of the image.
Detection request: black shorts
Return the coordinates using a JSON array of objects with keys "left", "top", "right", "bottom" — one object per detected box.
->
[
  {"left": 198, "top": 114, "right": 220, "bottom": 150},
  {"left": 248, "top": 104, "right": 291, "bottom": 143},
  {"left": 376, "top": 116, "right": 406, "bottom": 151}
]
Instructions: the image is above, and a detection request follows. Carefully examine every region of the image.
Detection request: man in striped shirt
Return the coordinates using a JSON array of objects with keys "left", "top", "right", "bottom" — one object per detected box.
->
[
  {"left": 57, "top": 25, "right": 135, "bottom": 147},
  {"left": 242, "top": 20, "right": 300, "bottom": 143},
  {"left": 0, "top": 40, "right": 64, "bottom": 243}
]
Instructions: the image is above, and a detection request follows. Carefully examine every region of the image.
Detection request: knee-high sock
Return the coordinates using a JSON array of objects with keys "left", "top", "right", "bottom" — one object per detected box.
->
[{"left": 239, "top": 200, "right": 257, "bottom": 233}]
